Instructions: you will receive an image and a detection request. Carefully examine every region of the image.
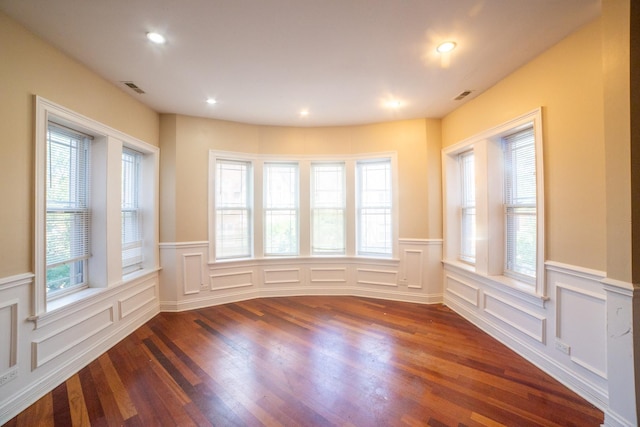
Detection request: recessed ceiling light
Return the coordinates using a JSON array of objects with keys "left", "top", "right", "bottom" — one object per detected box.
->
[
  {"left": 385, "top": 100, "right": 402, "bottom": 109},
  {"left": 206, "top": 98, "right": 217, "bottom": 105},
  {"left": 300, "top": 109, "right": 309, "bottom": 117},
  {"left": 436, "top": 41, "right": 456, "bottom": 53},
  {"left": 146, "top": 32, "right": 166, "bottom": 44}
]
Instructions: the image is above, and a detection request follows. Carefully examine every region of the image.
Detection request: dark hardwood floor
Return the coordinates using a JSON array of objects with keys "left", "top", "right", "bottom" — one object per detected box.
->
[{"left": 4, "top": 296, "right": 603, "bottom": 426}]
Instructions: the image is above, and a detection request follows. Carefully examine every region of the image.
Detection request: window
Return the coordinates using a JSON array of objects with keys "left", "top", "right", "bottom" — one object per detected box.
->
[
  {"left": 357, "top": 159, "right": 392, "bottom": 256},
  {"left": 208, "top": 151, "right": 397, "bottom": 262},
  {"left": 45, "top": 123, "right": 91, "bottom": 296},
  {"left": 459, "top": 150, "right": 476, "bottom": 264},
  {"left": 35, "top": 96, "right": 159, "bottom": 315},
  {"left": 215, "top": 159, "right": 252, "bottom": 259},
  {"left": 311, "top": 163, "right": 345, "bottom": 255},
  {"left": 503, "top": 128, "right": 537, "bottom": 281},
  {"left": 122, "top": 148, "right": 143, "bottom": 273},
  {"left": 442, "top": 108, "right": 544, "bottom": 296},
  {"left": 264, "top": 162, "right": 299, "bottom": 256}
]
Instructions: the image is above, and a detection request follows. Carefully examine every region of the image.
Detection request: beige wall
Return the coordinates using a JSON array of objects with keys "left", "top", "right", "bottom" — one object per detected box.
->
[
  {"left": 0, "top": 11, "right": 159, "bottom": 277},
  {"left": 442, "top": 19, "right": 607, "bottom": 271},
  {"left": 160, "top": 115, "right": 441, "bottom": 243}
]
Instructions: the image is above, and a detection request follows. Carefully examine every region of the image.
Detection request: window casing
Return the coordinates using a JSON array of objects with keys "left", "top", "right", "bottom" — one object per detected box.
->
[
  {"left": 442, "top": 108, "right": 544, "bottom": 296},
  {"left": 215, "top": 159, "right": 253, "bottom": 259},
  {"left": 356, "top": 159, "right": 392, "bottom": 257},
  {"left": 311, "top": 162, "right": 346, "bottom": 255}
]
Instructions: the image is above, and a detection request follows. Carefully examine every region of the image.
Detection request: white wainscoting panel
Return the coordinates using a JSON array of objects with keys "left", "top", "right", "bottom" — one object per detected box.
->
[
  {"left": 556, "top": 282, "right": 607, "bottom": 379},
  {"left": 445, "top": 275, "right": 479, "bottom": 307},
  {"left": 264, "top": 268, "right": 302, "bottom": 285},
  {"left": 309, "top": 267, "right": 347, "bottom": 284},
  {"left": 183, "top": 253, "right": 204, "bottom": 295},
  {"left": 403, "top": 249, "right": 423, "bottom": 289},
  {"left": 356, "top": 268, "right": 398, "bottom": 287},
  {"left": 484, "top": 292, "right": 546, "bottom": 344},
  {"left": 210, "top": 270, "right": 254, "bottom": 291},
  {"left": 119, "top": 281, "right": 157, "bottom": 320},
  {"left": 31, "top": 305, "right": 114, "bottom": 369},
  {"left": 0, "top": 299, "right": 18, "bottom": 387}
]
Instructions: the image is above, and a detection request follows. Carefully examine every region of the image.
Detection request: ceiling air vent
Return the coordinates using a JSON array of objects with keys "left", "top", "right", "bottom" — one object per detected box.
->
[
  {"left": 454, "top": 90, "right": 472, "bottom": 101},
  {"left": 122, "top": 81, "right": 145, "bottom": 94}
]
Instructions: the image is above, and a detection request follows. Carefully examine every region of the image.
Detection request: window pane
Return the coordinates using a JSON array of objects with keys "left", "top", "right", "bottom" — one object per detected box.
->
[
  {"left": 504, "top": 128, "right": 536, "bottom": 280},
  {"left": 122, "top": 148, "right": 143, "bottom": 271},
  {"left": 264, "top": 163, "right": 298, "bottom": 256},
  {"left": 216, "top": 159, "right": 252, "bottom": 259},
  {"left": 311, "top": 163, "right": 345, "bottom": 255},
  {"left": 357, "top": 160, "right": 392, "bottom": 256},
  {"left": 46, "top": 124, "right": 90, "bottom": 294},
  {"left": 459, "top": 151, "right": 475, "bottom": 263}
]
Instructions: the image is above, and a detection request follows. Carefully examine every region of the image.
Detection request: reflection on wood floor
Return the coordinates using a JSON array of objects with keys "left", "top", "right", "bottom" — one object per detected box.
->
[{"left": 5, "top": 296, "right": 603, "bottom": 426}]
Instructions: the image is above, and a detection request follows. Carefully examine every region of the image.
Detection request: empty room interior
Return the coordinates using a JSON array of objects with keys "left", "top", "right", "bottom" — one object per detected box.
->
[{"left": 0, "top": 0, "right": 638, "bottom": 425}]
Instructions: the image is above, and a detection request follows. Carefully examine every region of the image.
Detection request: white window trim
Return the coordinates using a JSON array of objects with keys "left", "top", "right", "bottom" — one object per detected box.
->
[
  {"left": 34, "top": 96, "right": 159, "bottom": 316},
  {"left": 442, "top": 108, "right": 545, "bottom": 297},
  {"left": 208, "top": 150, "right": 398, "bottom": 264}
]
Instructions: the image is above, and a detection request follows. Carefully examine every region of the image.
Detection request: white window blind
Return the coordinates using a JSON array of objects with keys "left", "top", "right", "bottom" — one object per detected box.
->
[
  {"left": 122, "top": 148, "right": 143, "bottom": 273},
  {"left": 357, "top": 159, "right": 392, "bottom": 256},
  {"left": 215, "top": 159, "right": 252, "bottom": 259},
  {"left": 311, "top": 163, "right": 346, "bottom": 255},
  {"left": 459, "top": 150, "right": 476, "bottom": 263},
  {"left": 46, "top": 123, "right": 91, "bottom": 294},
  {"left": 264, "top": 162, "right": 299, "bottom": 256},
  {"left": 504, "top": 128, "right": 537, "bottom": 280}
]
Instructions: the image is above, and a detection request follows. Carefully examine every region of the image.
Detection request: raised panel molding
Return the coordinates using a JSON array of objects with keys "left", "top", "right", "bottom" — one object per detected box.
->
[
  {"left": 32, "top": 306, "right": 114, "bottom": 369},
  {"left": 403, "top": 249, "right": 423, "bottom": 289},
  {"left": 264, "top": 268, "right": 301, "bottom": 285},
  {"left": 445, "top": 275, "right": 480, "bottom": 307},
  {"left": 356, "top": 268, "right": 398, "bottom": 287},
  {"left": 210, "top": 270, "right": 254, "bottom": 291},
  {"left": 483, "top": 292, "right": 546, "bottom": 344},
  {"left": 0, "top": 299, "right": 18, "bottom": 387},
  {"left": 555, "top": 282, "right": 607, "bottom": 379},
  {"left": 183, "top": 253, "right": 204, "bottom": 295},
  {"left": 118, "top": 282, "right": 157, "bottom": 320},
  {"left": 309, "top": 268, "right": 347, "bottom": 284}
]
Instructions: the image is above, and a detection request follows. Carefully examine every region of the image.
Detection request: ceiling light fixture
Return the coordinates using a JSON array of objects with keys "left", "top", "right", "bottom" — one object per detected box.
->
[
  {"left": 385, "top": 100, "right": 402, "bottom": 109},
  {"left": 300, "top": 109, "right": 309, "bottom": 117},
  {"left": 436, "top": 41, "right": 456, "bottom": 53},
  {"left": 206, "top": 98, "right": 217, "bottom": 105},
  {"left": 146, "top": 32, "right": 166, "bottom": 44}
]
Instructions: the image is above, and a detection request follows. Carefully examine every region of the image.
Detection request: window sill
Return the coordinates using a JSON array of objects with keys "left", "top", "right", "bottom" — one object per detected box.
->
[
  {"left": 442, "top": 259, "right": 548, "bottom": 308},
  {"left": 29, "top": 267, "right": 160, "bottom": 329},
  {"left": 210, "top": 255, "right": 400, "bottom": 267}
]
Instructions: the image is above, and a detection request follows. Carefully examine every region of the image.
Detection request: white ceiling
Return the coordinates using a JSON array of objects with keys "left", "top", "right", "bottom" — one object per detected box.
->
[{"left": 1, "top": 0, "right": 600, "bottom": 127}]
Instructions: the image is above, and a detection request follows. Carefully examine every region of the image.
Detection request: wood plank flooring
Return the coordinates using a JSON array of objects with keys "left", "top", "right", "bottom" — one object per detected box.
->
[{"left": 4, "top": 296, "right": 603, "bottom": 426}]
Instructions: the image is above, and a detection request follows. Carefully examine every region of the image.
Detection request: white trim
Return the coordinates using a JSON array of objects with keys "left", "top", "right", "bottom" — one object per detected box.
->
[
  {"left": 545, "top": 260, "right": 606, "bottom": 282},
  {"left": 0, "top": 273, "right": 34, "bottom": 290},
  {"left": 159, "top": 241, "right": 209, "bottom": 249}
]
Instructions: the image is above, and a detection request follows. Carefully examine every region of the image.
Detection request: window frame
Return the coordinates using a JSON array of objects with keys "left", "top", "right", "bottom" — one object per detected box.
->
[
  {"left": 121, "top": 147, "right": 144, "bottom": 274},
  {"left": 263, "top": 161, "right": 300, "bottom": 257},
  {"left": 442, "top": 108, "right": 545, "bottom": 297},
  {"left": 34, "top": 96, "right": 159, "bottom": 316},
  {"left": 458, "top": 149, "right": 476, "bottom": 264},
  {"left": 356, "top": 158, "right": 393, "bottom": 257}
]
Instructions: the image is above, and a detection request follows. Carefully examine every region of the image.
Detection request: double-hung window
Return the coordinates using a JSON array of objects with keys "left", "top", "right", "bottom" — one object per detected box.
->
[
  {"left": 264, "top": 162, "right": 299, "bottom": 256},
  {"left": 122, "top": 148, "right": 143, "bottom": 273},
  {"left": 503, "top": 128, "right": 537, "bottom": 281},
  {"left": 215, "top": 159, "right": 253, "bottom": 259},
  {"left": 356, "top": 159, "right": 392, "bottom": 257},
  {"left": 459, "top": 150, "right": 476, "bottom": 264},
  {"left": 311, "top": 163, "right": 346, "bottom": 255},
  {"left": 45, "top": 123, "right": 91, "bottom": 296}
]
